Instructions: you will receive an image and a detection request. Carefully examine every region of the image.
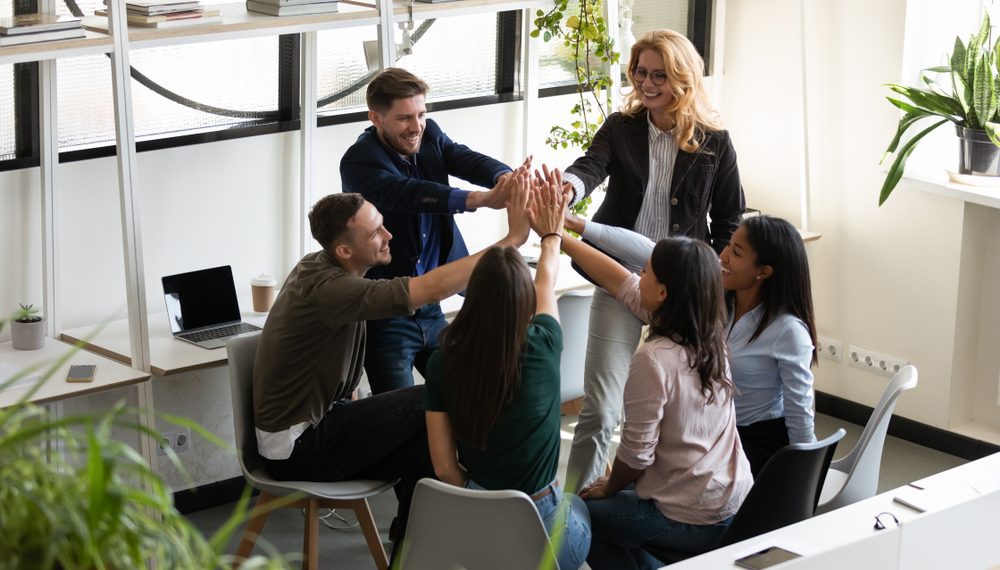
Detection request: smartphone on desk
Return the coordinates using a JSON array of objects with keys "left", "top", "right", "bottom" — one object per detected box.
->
[
  {"left": 734, "top": 546, "right": 801, "bottom": 569},
  {"left": 66, "top": 364, "right": 96, "bottom": 383}
]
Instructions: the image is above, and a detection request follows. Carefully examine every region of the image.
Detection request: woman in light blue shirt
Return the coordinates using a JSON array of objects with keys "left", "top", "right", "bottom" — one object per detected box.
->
[
  {"left": 719, "top": 215, "right": 817, "bottom": 476},
  {"left": 564, "top": 213, "right": 818, "bottom": 477}
]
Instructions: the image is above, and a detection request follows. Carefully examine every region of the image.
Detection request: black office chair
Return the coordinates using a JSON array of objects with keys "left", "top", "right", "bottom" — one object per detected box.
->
[{"left": 644, "top": 428, "right": 846, "bottom": 565}]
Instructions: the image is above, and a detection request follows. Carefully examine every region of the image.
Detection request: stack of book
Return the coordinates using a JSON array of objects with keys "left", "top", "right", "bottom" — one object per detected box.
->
[
  {"left": 86, "top": 0, "right": 222, "bottom": 31},
  {"left": 0, "top": 13, "right": 84, "bottom": 47},
  {"left": 245, "top": 0, "right": 338, "bottom": 17}
]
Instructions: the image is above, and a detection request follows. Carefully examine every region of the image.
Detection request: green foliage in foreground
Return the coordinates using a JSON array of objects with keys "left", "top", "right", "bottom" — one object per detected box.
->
[{"left": 0, "top": 323, "right": 291, "bottom": 569}]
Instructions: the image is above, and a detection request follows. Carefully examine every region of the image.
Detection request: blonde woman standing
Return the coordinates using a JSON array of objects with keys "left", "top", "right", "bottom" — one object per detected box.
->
[{"left": 562, "top": 29, "right": 746, "bottom": 488}]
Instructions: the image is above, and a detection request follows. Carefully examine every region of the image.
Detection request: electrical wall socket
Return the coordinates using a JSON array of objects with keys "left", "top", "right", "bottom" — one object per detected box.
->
[
  {"left": 157, "top": 427, "right": 191, "bottom": 455},
  {"left": 847, "top": 344, "right": 908, "bottom": 378},
  {"left": 817, "top": 336, "right": 843, "bottom": 362}
]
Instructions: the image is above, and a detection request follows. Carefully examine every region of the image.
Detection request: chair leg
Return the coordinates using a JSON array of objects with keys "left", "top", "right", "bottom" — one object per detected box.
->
[
  {"left": 303, "top": 498, "right": 319, "bottom": 570},
  {"left": 234, "top": 491, "right": 275, "bottom": 567},
  {"left": 349, "top": 498, "right": 390, "bottom": 570}
]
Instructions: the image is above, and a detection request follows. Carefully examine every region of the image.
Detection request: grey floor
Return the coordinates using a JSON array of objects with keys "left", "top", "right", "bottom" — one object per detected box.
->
[{"left": 185, "top": 413, "right": 967, "bottom": 568}]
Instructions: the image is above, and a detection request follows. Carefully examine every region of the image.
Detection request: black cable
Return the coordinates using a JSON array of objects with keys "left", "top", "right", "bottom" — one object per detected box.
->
[{"left": 62, "top": 0, "right": 435, "bottom": 120}]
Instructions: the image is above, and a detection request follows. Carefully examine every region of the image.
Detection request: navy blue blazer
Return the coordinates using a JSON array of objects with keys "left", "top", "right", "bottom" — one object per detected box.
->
[{"left": 340, "top": 119, "right": 511, "bottom": 281}]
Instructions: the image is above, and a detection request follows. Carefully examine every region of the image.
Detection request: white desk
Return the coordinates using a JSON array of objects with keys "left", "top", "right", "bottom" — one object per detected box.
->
[
  {"left": 0, "top": 338, "right": 149, "bottom": 408},
  {"left": 671, "top": 453, "right": 1000, "bottom": 569},
  {"left": 61, "top": 303, "right": 266, "bottom": 377}
]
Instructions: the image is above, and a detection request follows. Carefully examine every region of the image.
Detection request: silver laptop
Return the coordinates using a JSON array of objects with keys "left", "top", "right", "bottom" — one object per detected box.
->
[{"left": 162, "top": 265, "right": 260, "bottom": 349}]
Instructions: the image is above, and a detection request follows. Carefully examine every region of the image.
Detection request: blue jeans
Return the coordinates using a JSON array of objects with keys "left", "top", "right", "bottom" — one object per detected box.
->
[
  {"left": 365, "top": 303, "right": 447, "bottom": 394},
  {"left": 467, "top": 480, "right": 591, "bottom": 570},
  {"left": 585, "top": 489, "right": 732, "bottom": 570}
]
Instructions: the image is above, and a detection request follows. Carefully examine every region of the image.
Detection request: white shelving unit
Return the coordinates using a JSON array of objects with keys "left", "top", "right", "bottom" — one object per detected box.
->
[{"left": 2, "top": 0, "right": 543, "bottom": 472}]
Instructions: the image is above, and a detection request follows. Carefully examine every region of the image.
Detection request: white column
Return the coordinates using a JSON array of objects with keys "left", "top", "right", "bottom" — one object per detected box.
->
[
  {"left": 107, "top": 0, "right": 156, "bottom": 471},
  {"left": 377, "top": 0, "right": 397, "bottom": 69},
  {"left": 300, "top": 31, "right": 318, "bottom": 257},
  {"left": 521, "top": 7, "right": 539, "bottom": 158}
]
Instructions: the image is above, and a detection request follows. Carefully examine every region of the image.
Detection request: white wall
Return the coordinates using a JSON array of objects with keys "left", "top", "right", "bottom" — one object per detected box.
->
[{"left": 722, "top": 0, "right": 1000, "bottom": 436}]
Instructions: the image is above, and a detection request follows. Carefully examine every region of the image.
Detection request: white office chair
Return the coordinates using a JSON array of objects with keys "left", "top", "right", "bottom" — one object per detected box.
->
[
  {"left": 816, "top": 365, "right": 919, "bottom": 514},
  {"left": 399, "top": 478, "right": 558, "bottom": 570},
  {"left": 226, "top": 332, "right": 396, "bottom": 570},
  {"left": 557, "top": 288, "right": 593, "bottom": 412}
]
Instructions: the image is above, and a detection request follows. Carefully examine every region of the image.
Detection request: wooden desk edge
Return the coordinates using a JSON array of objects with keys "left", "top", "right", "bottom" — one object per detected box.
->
[
  {"left": 59, "top": 332, "right": 231, "bottom": 377},
  {"left": 26, "top": 373, "right": 151, "bottom": 406}
]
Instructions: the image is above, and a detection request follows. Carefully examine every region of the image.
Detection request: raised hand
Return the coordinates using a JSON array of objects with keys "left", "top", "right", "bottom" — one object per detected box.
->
[
  {"left": 504, "top": 170, "right": 532, "bottom": 246},
  {"left": 529, "top": 166, "right": 569, "bottom": 237}
]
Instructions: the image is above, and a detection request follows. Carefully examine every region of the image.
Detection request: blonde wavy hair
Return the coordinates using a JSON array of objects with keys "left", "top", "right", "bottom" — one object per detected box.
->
[{"left": 622, "top": 29, "right": 722, "bottom": 153}]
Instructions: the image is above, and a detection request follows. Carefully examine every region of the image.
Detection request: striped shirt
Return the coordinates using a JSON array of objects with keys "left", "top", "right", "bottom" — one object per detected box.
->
[
  {"left": 633, "top": 114, "right": 678, "bottom": 241},
  {"left": 727, "top": 305, "right": 817, "bottom": 444}
]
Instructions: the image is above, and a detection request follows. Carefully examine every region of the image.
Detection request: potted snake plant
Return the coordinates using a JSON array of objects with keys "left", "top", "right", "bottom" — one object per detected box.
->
[{"left": 880, "top": 13, "right": 1000, "bottom": 205}]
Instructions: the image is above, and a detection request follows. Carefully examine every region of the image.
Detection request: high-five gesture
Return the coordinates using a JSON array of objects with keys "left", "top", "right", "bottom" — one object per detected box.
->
[
  {"left": 530, "top": 165, "right": 569, "bottom": 238},
  {"left": 467, "top": 155, "right": 533, "bottom": 210},
  {"left": 504, "top": 170, "right": 532, "bottom": 247}
]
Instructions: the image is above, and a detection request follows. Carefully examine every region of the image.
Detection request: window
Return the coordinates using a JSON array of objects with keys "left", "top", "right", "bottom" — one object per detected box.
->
[
  {"left": 1, "top": 64, "right": 14, "bottom": 161},
  {"left": 536, "top": 0, "right": 712, "bottom": 93},
  {"left": 1, "top": 2, "right": 710, "bottom": 171}
]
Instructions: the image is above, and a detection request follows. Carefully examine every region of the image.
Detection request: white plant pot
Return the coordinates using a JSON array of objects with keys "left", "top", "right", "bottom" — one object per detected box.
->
[{"left": 11, "top": 318, "right": 45, "bottom": 350}]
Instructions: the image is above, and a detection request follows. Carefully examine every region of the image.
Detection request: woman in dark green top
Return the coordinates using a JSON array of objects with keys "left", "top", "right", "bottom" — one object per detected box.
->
[{"left": 423, "top": 170, "right": 591, "bottom": 569}]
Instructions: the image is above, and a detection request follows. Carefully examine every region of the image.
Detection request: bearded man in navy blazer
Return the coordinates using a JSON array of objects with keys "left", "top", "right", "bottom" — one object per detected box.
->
[{"left": 340, "top": 67, "right": 528, "bottom": 394}]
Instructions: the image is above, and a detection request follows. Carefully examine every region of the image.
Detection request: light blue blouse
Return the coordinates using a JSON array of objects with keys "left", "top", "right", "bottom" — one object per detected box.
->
[{"left": 727, "top": 306, "right": 816, "bottom": 444}]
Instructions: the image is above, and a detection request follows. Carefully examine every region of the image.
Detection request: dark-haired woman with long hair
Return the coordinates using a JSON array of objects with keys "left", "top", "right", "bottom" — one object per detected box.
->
[
  {"left": 557, "top": 226, "right": 751, "bottom": 569},
  {"left": 422, "top": 172, "right": 591, "bottom": 569},
  {"left": 720, "top": 215, "right": 818, "bottom": 476},
  {"left": 562, "top": 212, "right": 819, "bottom": 478}
]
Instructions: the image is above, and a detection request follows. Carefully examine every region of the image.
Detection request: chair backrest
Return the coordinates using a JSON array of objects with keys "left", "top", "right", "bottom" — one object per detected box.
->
[
  {"left": 721, "top": 428, "right": 846, "bottom": 546},
  {"left": 400, "top": 478, "right": 558, "bottom": 570},
  {"left": 557, "top": 289, "right": 593, "bottom": 403},
  {"left": 826, "top": 365, "right": 918, "bottom": 508},
  {"left": 226, "top": 332, "right": 264, "bottom": 480}
]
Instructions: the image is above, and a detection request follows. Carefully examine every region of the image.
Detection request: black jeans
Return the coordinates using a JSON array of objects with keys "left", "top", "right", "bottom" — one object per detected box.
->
[
  {"left": 265, "top": 385, "right": 432, "bottom": 535},
  {"left": 737, "top": 418, "right": 790, "bottom": 479}
]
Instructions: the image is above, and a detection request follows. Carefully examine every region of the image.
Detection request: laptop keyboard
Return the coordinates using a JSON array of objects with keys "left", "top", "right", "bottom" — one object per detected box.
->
[{"left": 178, "top": 322, "right": 260, "bottom": 343}]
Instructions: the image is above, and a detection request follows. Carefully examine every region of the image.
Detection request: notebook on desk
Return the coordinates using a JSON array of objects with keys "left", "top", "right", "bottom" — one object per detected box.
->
[{"left": 161, "top": 265, "right": 260, "bottom": 349}]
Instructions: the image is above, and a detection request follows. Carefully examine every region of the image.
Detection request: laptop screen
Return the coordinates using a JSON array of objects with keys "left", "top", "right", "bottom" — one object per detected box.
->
[{"left": 162, "top": 265, "right": 242, "bottom": 334}]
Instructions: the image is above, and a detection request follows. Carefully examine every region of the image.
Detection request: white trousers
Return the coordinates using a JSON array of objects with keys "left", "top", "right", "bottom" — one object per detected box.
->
[{"left": 565, "top": 287, "right": 644, "bottom": 490}]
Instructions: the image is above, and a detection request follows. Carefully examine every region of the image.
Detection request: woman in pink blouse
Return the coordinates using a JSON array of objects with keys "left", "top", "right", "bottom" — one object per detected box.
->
[{"left": 558, "top": 229, "right": 753, "bottom": 569}]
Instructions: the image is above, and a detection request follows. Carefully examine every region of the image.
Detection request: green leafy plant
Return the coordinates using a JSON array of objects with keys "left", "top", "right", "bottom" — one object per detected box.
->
[
  {"left": 880, "top": 13, "right": 1000, "bottom": 205},
  {"left": 14, "top": 303, "right": 42, "bottom": 323},
  {"left": 532, "top": 0, "right": 620, "bottom": 215},
  {"left": 0, "top": 321, "right": 291, "bottom": 569}
]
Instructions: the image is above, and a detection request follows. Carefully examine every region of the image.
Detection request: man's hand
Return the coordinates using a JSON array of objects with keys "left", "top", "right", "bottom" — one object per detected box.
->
[
  {"left": 466, "top": 156, "right": 533, "bottom": 210},
  {"left": 503, "top": 171, "right": 532, "bottom": 247}
]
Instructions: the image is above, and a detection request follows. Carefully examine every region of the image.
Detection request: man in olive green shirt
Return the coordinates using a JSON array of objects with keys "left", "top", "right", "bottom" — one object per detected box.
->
[{"left": 252, "top": 179, "right": 529, "bottom": 548}]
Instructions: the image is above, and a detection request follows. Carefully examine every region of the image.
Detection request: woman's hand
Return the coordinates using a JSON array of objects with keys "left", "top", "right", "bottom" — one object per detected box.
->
[
  {"left": 563, "top": 209, "right": 586, "bottom": 234},
  {"left": 504, "top": 170, "right": 533, "bottom": 246},
  {"left": 579, "top": 477, "right": 612, "bottom": 500},
  {"left": 529, "top": 165, "right": 569, "bottom": 237}
]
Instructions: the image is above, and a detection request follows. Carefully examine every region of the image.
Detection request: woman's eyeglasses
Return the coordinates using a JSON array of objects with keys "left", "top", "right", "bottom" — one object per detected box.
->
[{"left": 632, "top": 67, "right": 668, "bottom": 86}]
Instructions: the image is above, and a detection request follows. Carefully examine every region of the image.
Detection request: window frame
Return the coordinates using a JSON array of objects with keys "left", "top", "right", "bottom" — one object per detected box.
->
[{"left": 1, "top": 3, "right": 711, "bottom": 172}]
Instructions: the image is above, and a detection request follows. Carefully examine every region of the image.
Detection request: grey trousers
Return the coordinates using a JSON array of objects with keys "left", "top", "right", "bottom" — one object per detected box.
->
[{"left": 565, "top": 287, "right": 644, "bottom": 490}]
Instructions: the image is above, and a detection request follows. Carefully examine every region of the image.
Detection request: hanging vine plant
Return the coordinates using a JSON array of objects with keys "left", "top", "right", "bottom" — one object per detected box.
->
[{"left": 532, "top": 0, "right": 621, "bottom": 215}]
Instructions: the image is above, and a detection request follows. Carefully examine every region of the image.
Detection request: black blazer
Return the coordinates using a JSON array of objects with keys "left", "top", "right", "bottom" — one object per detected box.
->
[
  {"left": 565, "top": 109, "right": 745, "bottom": 254},
  {"left": 340, "top": 119, "right": 511, "bottom": 281}
]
